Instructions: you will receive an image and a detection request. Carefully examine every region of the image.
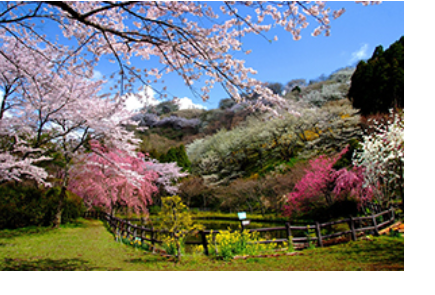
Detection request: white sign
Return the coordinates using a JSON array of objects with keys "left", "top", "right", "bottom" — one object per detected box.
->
[
  {"left": 238, "top": 212, "right": 247, "bottom": 220},
  {"left": 241, "top": 220, "right": 250, "bottom": 226}
]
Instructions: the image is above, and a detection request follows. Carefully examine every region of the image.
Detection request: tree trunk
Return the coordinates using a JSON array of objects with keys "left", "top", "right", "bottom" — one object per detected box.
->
[
  {"left": 176, "top": 238, "right": 182, "bottom": 263},
  {"left": 53, "top": 185, "right": 67, "bottom": 228}
]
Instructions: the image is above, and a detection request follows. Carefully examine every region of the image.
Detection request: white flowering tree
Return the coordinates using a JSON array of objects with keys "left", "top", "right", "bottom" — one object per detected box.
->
[
  {"left": 353, "top": 110, "right": 404, "bottom": 208},
  {"left": 0, "top": 2, "right": 380, "bottom": 110},
  {"left": 0, "top": 33, "right": 141, "bottom": 226},
  {"left": 187, "top": 102, "right": 361, "bottom": 184},
  {"left": 0, "top": 1, "right": 381, "bottom": 224}
]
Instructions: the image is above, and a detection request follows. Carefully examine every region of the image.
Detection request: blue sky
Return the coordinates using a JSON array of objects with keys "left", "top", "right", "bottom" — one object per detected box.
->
[
  {"left": 119, "top": 1, "right": 404, "bottom": 110},
  {"left": 25, "top": 1, "right": 404, "bottom": 111}
]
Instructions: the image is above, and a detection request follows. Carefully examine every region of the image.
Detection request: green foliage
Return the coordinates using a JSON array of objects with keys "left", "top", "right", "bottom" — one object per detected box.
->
[
  {"left": 154, "top": 101, "right": 179, "bottom": 115},
  {"left": 287, "top": 236, "right": 295, "bottom": 252},
  {"left": 118, "top": 234, "right": 152, "bottom": 252},
  {"left": 306, "top": 226, "right": 316, "bottom": 249},
  {"left": 333, "top": 138, "right": 361, "bottom": 169},
  {"left": 156, "top": 196, "right": 203, "bottom": 261},
  {"left": 161, "top": 236, "right": 184, "bottom": 256},
  {"left": 0, "top": 184, "right": 85, "bottom": 229},
  {"left": 138, "top": 133, "right": 180, "bottom": 157},
  {"left": 0, "top": 219, "right": 404, "bottom": 270},
  {"left": 178, "top": 176, "right": 217, "bottom": 209},
  {"left": 348, "top": 36, "right": 404, "bottom": 115},
  {"left": 218, "top": 98, "right": 236, "bottom": 110},
  {"left": 159, "top": 144, "right": 191, "bottom": 172},
  {"left": 207, "top": 229, "right": 279, "bottom": 260},
  {"left": 188, "top": 102, "right": 361, "bottom": 185}
]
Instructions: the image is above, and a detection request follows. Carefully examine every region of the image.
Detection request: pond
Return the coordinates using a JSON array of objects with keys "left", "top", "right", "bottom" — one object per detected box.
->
[{"left": 128, "top": 216, "right": 316, "bottom": 253}]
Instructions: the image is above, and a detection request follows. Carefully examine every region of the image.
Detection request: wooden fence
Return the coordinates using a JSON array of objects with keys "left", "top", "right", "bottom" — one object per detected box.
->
[{"left": 83, "top": 207, "right": 396, "bottom": 256}]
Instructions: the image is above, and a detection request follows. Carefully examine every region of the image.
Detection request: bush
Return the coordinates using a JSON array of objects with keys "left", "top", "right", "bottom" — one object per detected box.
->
[
  {"left": 178, "top": 176, "right": 218, "bottom": 210},
  {"left": 211, "top": 162, "right": 306, "bottom": 214},
  {"left": 159, "top": 144, "right": 191, "bottom": 172},
  {"left": 207, "top": 229, "right": 279, "bottom": 260},
  {"left": 45, "top": 187, "right": 85, "bottom": 224},
  {"left": 0, "top": 184, "right": 85, "bottom": 229}
]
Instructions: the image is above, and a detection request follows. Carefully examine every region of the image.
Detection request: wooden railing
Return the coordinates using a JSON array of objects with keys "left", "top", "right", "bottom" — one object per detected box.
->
[{"left": 83, "top": 207, "right": 396, "bottom": 256}]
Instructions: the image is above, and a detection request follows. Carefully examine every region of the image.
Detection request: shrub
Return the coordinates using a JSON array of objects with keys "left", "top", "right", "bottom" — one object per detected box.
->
[
  {"left": 156, "top": 196, "right": 203, "bottom": 261},
  {"left": 45, "top": 187, "right": 86, "bottom": 224},
  {"left": 207, "top": 229, "right": 279, "bottom": 260},
  {"left": 178, "top": 176, "right": 217, "bottom": 209},
  {"left": 159, "top": 144, "right": 191, "bottom": 172},
  {"left": 0, "top": 184, "right": 85, "bottom": 229}
]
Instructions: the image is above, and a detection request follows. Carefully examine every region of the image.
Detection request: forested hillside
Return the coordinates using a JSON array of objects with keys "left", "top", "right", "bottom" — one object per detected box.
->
[
  {"left": 130, "top": 37, "right": 404, "bottom": 218},
  {"left": 349, "top": 36, "right": 404, "bottom": 115}
]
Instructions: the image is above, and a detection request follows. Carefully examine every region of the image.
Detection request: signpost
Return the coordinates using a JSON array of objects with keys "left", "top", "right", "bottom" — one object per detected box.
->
[{"left": 237, "top": 212, "right": 250, "bottom": 231}]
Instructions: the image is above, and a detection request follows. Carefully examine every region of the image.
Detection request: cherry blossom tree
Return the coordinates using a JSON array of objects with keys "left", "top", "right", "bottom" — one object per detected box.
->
[
  {"left": 0, "top": 1, "right": 380, "bottom": 110},
  {"left": 352, "top": 110, "right": 404, "bottom": 208},
  {"left": 68, "top": 140, "right": 188, "bottom": 215},
  {"left": 146, "top": 160, "right": 189, "bottom": 196},
  {"left": 0, "top": 1, "right": 381, "bottom": 224},
  {"left": 68, "top": 141, "right": 159, "bottom": 215},
  {"left": 0, "top": 32, "right": 140, "bottom": 226}
]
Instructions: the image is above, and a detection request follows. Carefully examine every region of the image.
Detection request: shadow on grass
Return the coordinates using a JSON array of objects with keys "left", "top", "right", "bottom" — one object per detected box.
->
[
  {"left": 0, "top": 226, "right": 53, "bottom": 240},
  {"left": 125, "top": 254, "right": 176, "bottom": 265},
  {"left": 0, "top": 219, "right": 89, "bottom": 240},
  {"left": 0, "top": 257, "right": 122, "bottom": 271},
  {"left": 320, "top": 237, "right": 404, "bottom": 270},
  {"left": 59, "top": 218, "right": 89, "bottom": 229}
]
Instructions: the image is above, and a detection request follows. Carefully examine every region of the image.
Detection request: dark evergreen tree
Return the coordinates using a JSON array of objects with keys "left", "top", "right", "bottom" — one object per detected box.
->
[
  {"left": 348, "top": 36, "right": 404, "bottom": 115},
  {"left": 159, "top": 144, "right": 191, "bottom": 172},
  {"left": 175, "top": 145, "right": 191, "bottom": 171}
]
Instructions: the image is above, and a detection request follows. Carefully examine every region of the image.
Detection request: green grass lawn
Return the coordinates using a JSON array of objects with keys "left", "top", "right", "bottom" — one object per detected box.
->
[{"left": 0, "top": 218, "right": 404, "bottom": 271}]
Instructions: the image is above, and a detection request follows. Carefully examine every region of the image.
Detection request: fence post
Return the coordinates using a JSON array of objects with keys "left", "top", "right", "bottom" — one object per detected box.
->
[
  {"left": 371, "top": 213, "right": 380, "bottom": 236},
  {"left": 121, "top": 221, "right": 126, "bottom": 238},
  {"left": 200, "top": 230, "right": 209, "bottom": 256},
  {"left": 150, "top": 226, "right": 155, "bottom": 253},
  {"left": 115, "top": 225, "right": 120, "bottom": 242},
  {"left": 349, "top": 216, "right": 357, "bottom": 241},
  {"left": 126, "top": 222, "right": 131, "bottom": 238},
  {"left": 285, "top": 222, "right": 292, "bottom": 241},
  {"left": 391, "top": 206, "right": 395, "bottom": 221},
  {"left": 315, "top": 222, "right": 323, "bottom": 247}
]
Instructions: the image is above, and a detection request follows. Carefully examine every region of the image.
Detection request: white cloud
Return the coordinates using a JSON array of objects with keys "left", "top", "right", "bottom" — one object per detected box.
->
[
  {"left": 175, "top": 97, "right": 207, "bottom": 110},
  {"left": 123, "top": 86, "right": 160, "bottom": 112},
  {"left": 123, "top": 86, "right": 207, "bottom": 112},
  {"left": 91, "top": 70, "right": 103, "bottom": 81},
  {"left": 350, "top": 44, "right": 370, "bottom": 63}
]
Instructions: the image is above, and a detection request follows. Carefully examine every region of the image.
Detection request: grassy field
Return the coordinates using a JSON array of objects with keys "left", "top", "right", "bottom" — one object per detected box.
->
[{"left": 0, "top": 218, "right": 404, "bottom": 271}]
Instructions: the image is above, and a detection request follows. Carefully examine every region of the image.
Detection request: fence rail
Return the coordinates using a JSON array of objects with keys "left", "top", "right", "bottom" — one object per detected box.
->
[{"left": 83, "top": 206, "right": 396, "bottom": 256}]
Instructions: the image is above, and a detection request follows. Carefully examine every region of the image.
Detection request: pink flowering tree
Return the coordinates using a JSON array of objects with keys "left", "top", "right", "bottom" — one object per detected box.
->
[
  {"left": 1, "top": 1, "right": 382, "bottom": 184},
  {"left": 68, "top": 140, "right": 188, "bottom": 215},
  {"left": 0, "top": 32, "right": 141, "bottom": 226},
  {"left": 68, "top": 141, "right": 159, "bottom": 215},
  {"left": 0, "top": 1, "right": 381, "bottom": 225},
  {"left": 284, "top": 146, "right": 373, "bottom": 219}
]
